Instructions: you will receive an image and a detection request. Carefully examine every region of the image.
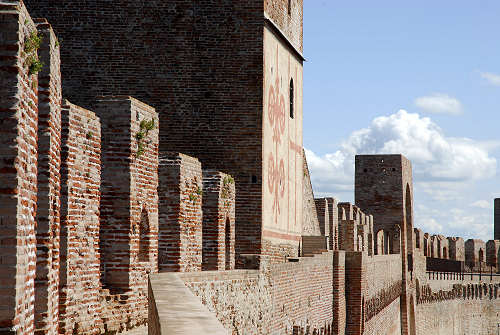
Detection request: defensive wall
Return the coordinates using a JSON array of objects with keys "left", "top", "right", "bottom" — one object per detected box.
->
[
  {"left": 26, "top": 0, "right": 306, "bottom": 267},
  {"left": 2, "top": 1, "right": 500, "bottom": 335}
]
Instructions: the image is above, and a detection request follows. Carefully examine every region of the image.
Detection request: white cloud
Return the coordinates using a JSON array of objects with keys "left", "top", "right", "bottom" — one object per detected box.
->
[
  {"left": 306, "top": 110, "right": 497, "bottom": 201},
  {"left": 414, "top": 93, "right": 462, "bottom": 115},
  {"left": 480, "top": 72, "right": 500, "bottom": 86},
  {"left": 471, "top": 200, "right": 492, "bottom": 209},
  {"left": 413, "top": 204, "right": 492, "bottom": 241}
]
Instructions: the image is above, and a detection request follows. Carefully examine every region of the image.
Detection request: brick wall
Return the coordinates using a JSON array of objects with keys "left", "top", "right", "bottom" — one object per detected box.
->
[
  {"left": 355, "top": 154, "right": 414, "bottom": 255},
  {"left": 364, "top": 299, "right": 401, "bottom": 335},
  {"left": 264, "top": 0, "right": 303, "bottom": 52},
  {"left": 448, "top": 237, "right": 465, "bottom": 261},
  {"left": 95, "top": 96, "right": 159, "bottom": 332},
  {"left": 345, "top": 252, "right": 365, "bottom": 335},
  {"left": 158, "top": 153, "right": 202, "bottom": 272},
  {"left": 314, "top": 198, "right": 329, "bottom": 238},
  {"left": 465, "top": 239, "right": 486, "bottom": 269},
  {"left": 59, "top": 101, "right": 103, "bottom": 335},
  {"left": 26, "top": 0, "right": 267, "bottom": 263},
  {"left": 182, "top": 252, "right": 334, "bottom": 334},
  {"left": 326, "top": 198, "right": 339, "bottom": 250},
  {"left": 202, "top": 171, "right": 236, "bottom": 271},
  {"left": 495, "top": 198, "right": 500, "bottom": 240},
  {"left": 416, "top": 279, "right": 500, "bottom": 334},
  {"left": 338, "top": 203, "right": 358, "bottom": 251},
  {"left": 302, "top": 151, "right": 321, "bottom": 236},
  {"left": 365, "top": 255, "right": 402, "bottom": 299},
  {"left": 96, "top": 96, "right": 159, "bottom": 291},
  {"left": 486, "top": 240, "right": 500, "bottom": 268},
  {"left": 332, "top": 251, "right": 346, "bottom": 335},
  {"left": 0, "top": 3, "right": 39, "bottom": 333},
  {"left": 33, "top": 19, "right": 62, "bottom": 335}
]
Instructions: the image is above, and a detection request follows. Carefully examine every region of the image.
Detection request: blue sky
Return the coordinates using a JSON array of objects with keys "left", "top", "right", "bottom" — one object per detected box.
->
[{"left": 303, "top": 1, "right": 500, "bottom": 241}]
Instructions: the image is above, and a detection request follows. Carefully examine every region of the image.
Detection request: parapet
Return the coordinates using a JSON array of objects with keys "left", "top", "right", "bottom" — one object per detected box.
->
[
  {"left": 447, "top": 237, "right": 465, "bottom": 261},
  {"left": 337, "top": 202, "right": 374, "bottom": 254},
  {"left": 465, "top": 239, "right": 486, "bottom": 269}
]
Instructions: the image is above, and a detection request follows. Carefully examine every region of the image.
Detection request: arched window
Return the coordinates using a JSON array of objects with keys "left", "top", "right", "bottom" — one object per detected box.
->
[
  {"left": 289, "top": 78, "right": 294, "bottom": 119},
  {"left": 138, "top": 208, "right": 150, "bottom": 262},
  {"left": 288, "top": 0, "right": 292, "bottom": 15}
]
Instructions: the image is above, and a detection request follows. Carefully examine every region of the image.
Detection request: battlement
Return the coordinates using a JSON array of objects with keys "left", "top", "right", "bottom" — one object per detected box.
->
[
  {"left": 2, "top": 2, "right": 500, "bottom": 335},
  {"left": 0, "top": 5, "right": 236, "bottom": 333}
]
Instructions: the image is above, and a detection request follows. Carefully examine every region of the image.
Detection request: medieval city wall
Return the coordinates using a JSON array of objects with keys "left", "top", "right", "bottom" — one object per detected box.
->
[
  {"left": 416, "top": 276, "right": 500, "bottom": 335},
  {"left": 58, "top": 101, "right": 103, "bottom": 335},
  {"left": 181, "top": 251, "right": 335, "bottom": 335},
  {"left": 157, "top": 153, "right": 203, "bottom": 273},
  {"left": 202, "top": 171, "right": 236, "bottom": 271},
  {"left": 33, "top": 18, "right": 62, "bottom": 335},
  {"left": 0, "top": 3, "right": 39, "bottom": 333},
  {"left": 25, "top": 0, "right": 268, "bottom": 265},
  {"left": 302, "top": 151, "right": 321, "bottom": 236},
  {"left": 363, "top": 255, "right": 402, "bottom": 335},
  {"left": 5, "top": 2, "right": 500, "bottom": 335},
  {"left": 96, "top": 96, "right": 159, "bottom": 333}
]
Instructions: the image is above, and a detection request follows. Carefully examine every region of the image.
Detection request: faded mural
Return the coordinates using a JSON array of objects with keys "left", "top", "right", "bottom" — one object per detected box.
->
[{"left": 263, "top": 26, "right": 304, "bottom": 242}]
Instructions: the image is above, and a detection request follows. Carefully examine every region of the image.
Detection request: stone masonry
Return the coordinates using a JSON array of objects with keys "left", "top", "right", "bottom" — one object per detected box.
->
[
  {"left": 3, "top": 2, "right": 500, "bottom": 335},
  {"left": 33, "top": 18, "right": 61, "bottom": 335},
  {"left": 26, "top": 0, "right": 305, "bottom": 266},
  {"left": 58, "top": 101, "right": 103, "bottom": 335},
  {"left": 158, "top": 153, "right": 203, "bottom": 273},
  {"left": 96, "top": 96, "right": 159, "bottom": 292},
  {"left": 202, "top": 171, "right": 236, "bottom": 271},
  {"left": 0, "top": 4, "right": 39, "bottom": 333}
]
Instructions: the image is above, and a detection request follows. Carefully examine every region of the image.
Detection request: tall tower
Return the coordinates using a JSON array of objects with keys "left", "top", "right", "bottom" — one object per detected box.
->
[
  {"left": 495, "top": 198, "right": 500, "bottom": 240},
  {"left": 355, "top": 154, "right": 416, "bottom": 335},
  {"left": 26, "top": 0, "right": 305, "bottom": 264},
  {"left": 355, "top": 154, "right": 414, "bottom": 253}
]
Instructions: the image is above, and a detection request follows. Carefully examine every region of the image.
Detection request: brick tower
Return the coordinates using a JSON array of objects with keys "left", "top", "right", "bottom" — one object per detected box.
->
[
  {"left": 355, "top": 154, "right": 414, "bottom": 254},
  {"left": 355, "top": 154, "right": 416, "bottom": 335},
  {"left": 495, "top": 198, "right": 500, "bottom": 240},
  {"left": 26, "top": 0, "right": 305, "bottom": 264}
]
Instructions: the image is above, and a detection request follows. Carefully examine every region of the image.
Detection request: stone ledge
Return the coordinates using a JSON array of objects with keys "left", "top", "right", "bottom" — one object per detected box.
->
[{"left": 148, "top": 273, "right": 228, "bottom": 335}]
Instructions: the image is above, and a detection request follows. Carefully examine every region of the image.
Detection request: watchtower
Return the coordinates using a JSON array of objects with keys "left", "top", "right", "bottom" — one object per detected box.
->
[
  {"left": 495, "top": 198, "right": 500, "bottom": 240},
  {"left": 26, "top": 0, "right": 305, "bottom": 264},
  {"left": 355, "top": 154, "right": 414, "bottom": 254}
]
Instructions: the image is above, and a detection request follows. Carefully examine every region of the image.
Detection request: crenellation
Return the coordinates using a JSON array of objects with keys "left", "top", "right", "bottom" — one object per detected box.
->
[
  {"left": 2, "top": 2, "right": 500, "bottom": 335},
  {"left": 202, "top": 170, "right": 236, "bottom": 271},
  {"left": 486, "top": 240, "right": 500, "bottom": 270},
  {"left": 448, "top": 236, "right": 465, "bottom": 261},
  {"left": 314, "top": 198, "right": 330, "bottom": 238},
  {"left": 326, "top": 197, "right": 339, "bottom": 250},
  {"left": 465, "top": 239, "right": 487, "bottom": 271},
  {"left": 33, "top": 18, "right": 62, "bottom": 335},
  {"left": 158, "top": 152, "right": 203, "bottom": 273},
  {"left": 58, "top": 100, "right": 103, "bottom": 335},
  {"left": 0, "top": 3, "right": 39, "bottom": 333},
  {"left": 414, "top": 228, "right": 423, "bottom": 252}
]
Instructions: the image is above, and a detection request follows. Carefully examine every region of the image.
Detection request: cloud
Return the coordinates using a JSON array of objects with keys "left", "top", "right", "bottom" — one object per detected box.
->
[
  {"left": 413, "top": 204, "right": 492, "bottom": 241},
  {"left": 305, "top": 110, "right": 497, "bottom": 200},
  {"left": 471, "top": 200, "right": 492, "bottom": 209},
  {"left": 480, "top": 72, "right": 500, "bottom": 86},
  {"left": 414, "top": 93, "right": 462, "bottom": 115}
]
